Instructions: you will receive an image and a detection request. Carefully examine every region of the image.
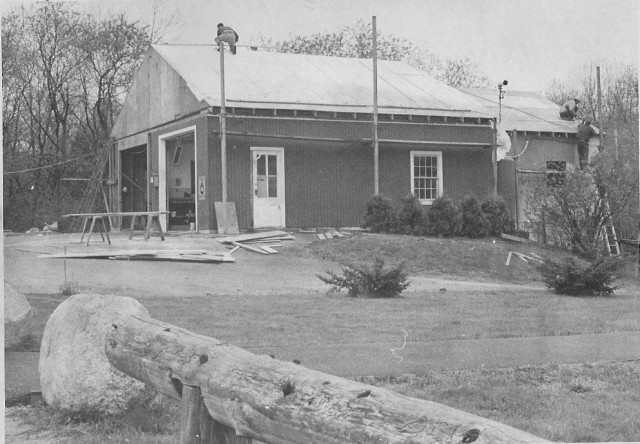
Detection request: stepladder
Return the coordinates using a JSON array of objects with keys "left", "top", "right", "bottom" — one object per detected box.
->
[
  {"left": 602, "top": 219, "right": 621, "bottom": 255},
  {"left": 599, "top": 198, "right": 620, "bottom": 255}
]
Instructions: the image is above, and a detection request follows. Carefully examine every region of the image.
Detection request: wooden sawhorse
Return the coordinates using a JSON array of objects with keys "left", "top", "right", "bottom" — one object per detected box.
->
[
  {"left": 66, "top": 212, "right": 169, "bottom": 245},
  {"left": 80, "top": 215, "right": 111, "bottom": 246},
  {"left": 127, "top": 213, "right": 166, "bottom": 241}
]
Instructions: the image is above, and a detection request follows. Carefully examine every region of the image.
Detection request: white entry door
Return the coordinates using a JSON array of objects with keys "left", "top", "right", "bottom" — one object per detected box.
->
[{"left": 251, "top": 148, "right": 285, "bottom": 228}]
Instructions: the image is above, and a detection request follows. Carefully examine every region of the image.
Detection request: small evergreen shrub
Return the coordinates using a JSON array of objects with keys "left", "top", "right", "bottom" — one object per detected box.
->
[
  {"left": 481, "top": 195, "right": 513, "bottom": 236},
  {"left": 426, "top": 196, "right": 460, "bottom": 236},
  {"left": 459, "top": 196, "right": 490, "bottom": 238},
  {"left": 537, "top": 255, "right": 622, "bottom": 296},
  {"left": 397, "top": 194, "right": 427, "bottom": 235},
  {"left": 362, "top": 195, "right": 398, "bottom": 233},
  {"left": 317, "top": 258, "right": 410, "bottom": 298},
  {"left": 59, "top": 280, "right": 80, "bottom": 296}
]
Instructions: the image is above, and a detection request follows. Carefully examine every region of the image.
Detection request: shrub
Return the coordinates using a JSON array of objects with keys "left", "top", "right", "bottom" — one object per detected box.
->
[
  {"left": 459, "top": 196, "right": 490, "bottom": 238},
  {"left": 397, "top": 194, "right": 427, "bottom": 235},
  {"left": 59, "top": 280, "right": 80, "bottom": 296},
  {"left": 362, "top": 195, "right": 397, "bottom": 233},
  {"left": 481, "top": 195, "right": 513, "bottom": 236},
  {"left": 426, "top": 196, "right": 460, "bottom": 236},
  {"left": 537, "top": 255, "right": 623, "bottom": 296},
  {"left": 317, "top": 258, "right": 410, "bottom": 298}
]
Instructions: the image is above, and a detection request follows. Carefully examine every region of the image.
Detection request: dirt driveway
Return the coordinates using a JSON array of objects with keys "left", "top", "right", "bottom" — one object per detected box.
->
[{"left": 3, "top": 231, "right": 544, "bottom": 298}]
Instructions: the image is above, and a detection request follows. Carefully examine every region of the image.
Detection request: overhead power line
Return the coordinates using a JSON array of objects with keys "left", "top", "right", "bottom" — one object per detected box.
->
[
  {"left": 3, "top": 153, "right": 94, "bottom": 175},
  {"left": 459, "top": 89, "right": 577, "bottom": 129}
]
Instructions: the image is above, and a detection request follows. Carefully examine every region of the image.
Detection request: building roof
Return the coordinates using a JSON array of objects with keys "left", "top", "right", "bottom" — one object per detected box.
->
[
  {"left": 461, "top": 89, "right": 586, "bottom": 134},
  {"left": 152, "top": 44, "right": 490, "bottom": 118}
]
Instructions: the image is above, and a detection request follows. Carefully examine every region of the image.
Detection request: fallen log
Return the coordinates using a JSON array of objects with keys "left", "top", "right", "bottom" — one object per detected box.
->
[{"left": 106, "top": 314, "right": 549, "bottom": 444}]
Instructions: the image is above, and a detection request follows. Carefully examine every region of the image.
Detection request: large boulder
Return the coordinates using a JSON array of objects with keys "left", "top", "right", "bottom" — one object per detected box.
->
[
  {"left": 39, "top": 294, "right": 149, "bottom": 415},
  {"left": 4, "top": 281, "right": 33, "bottom": 349}
]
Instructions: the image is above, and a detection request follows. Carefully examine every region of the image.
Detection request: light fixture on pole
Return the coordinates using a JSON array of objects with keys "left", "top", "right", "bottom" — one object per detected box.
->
[{"left": 498, "top": 80, "right": 508, "bottom": 126}]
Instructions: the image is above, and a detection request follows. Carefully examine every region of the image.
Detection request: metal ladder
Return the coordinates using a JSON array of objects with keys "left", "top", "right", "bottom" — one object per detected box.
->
[
  {"left": 600, "top": 198, "right": 620, "bottom": 255},
  {"left": 70, "top": 143, "right": 111, "bottom": 232}
]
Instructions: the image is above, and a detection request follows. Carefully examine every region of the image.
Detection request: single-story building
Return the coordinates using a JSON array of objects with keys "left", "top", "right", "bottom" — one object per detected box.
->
[
  {"left": 109, "top": 45, "right": 497, "bottom": 232},
  {"left": 463, "top": 89, "right": 600, "bottom": 238}
]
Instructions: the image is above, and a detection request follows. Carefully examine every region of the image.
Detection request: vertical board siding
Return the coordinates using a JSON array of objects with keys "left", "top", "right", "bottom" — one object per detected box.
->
[
  {"left": 380, "top": 123, "right": 492, "bottom": 145},
  {"left": 285, "top": 143, "right": 373, "bottom": 228},
  {"left": 510, "top": 134, "right": 578, "bottom": 170},
  {"left": 143, "top": 115, "right": 495, "bottom": 231},
  {"left": 497, "top": 158, "right": 517, "bottom": 220},
  {"left": 380, "top": 146, "right": 494, "bottom": 204},
  {"left": 112, "top": 49, "right": 202, "bottom": 140}
]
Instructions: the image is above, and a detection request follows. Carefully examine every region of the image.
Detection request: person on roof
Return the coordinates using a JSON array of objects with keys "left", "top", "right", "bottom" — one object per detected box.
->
[
  {"left": 559, "top": 98, "right": 580, "bottom": 120},
  {"left": 576, "top": 120, "right": 597, "bottom": 170},
  {"left": 215, "top": 23, "right": 239, "bottom": 55}
]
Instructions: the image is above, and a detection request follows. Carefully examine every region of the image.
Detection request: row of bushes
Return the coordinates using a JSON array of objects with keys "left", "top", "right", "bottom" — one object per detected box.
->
[{"left": 363, "top": 194, "right": 513, "bottom": 238}]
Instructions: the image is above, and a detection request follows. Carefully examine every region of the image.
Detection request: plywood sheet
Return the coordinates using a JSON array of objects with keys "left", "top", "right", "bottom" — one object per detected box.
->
[{"left": 214, "top": 202, "right": 240, "bottom": 235}]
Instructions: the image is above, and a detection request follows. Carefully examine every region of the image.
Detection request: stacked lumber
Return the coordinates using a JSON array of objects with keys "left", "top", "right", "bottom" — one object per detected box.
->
[
  {"left": 38, "top": 249, "right": 234, "bottom": 263},
  {"left": 217, "top": 230, "right": 294, "bottom": 255}
]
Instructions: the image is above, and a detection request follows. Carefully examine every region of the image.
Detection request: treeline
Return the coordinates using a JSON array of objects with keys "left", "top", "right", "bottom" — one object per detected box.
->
[{"left": 2, "top": 3, "right": 153, "bottom": 230}]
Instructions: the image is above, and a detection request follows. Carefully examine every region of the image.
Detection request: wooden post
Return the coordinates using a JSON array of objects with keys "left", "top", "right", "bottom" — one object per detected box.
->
[
  {"left": 219, "top": 42, "right": 228, "bottom": 234},
  {"left": 181, "top": 385, "right": 207, "bottom": 444},
  {"left": 212, "top": 420, "right": 253, "bottom": 444},
  {"left": 492, "top": 118, "right": 498, "bottom": 195},
  {"left": 513, "top": 131, "right": 519, "bottom": 230},
  {"left": 614, "top": 123, "right": 619, "bottom": 161},
  {"left": 596, "top": 66, "right": 603, "bottom": 147},
  {"left": 372, "top": 16, "right": 380, "bottom": 196}
]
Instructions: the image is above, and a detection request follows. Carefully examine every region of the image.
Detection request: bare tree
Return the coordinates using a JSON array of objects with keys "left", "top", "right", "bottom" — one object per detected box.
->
[
  {"left": 545, "top": 64, "right": 639, "bottom": 239},
  {"left": 75, "top": 14, "right": 152, "bottom": 151},
  {"left": 2, "top": 3, "right": 156, "bottom": 230},
  {"left": 258, "top": 21, "right": 488, "bottom": 88}
]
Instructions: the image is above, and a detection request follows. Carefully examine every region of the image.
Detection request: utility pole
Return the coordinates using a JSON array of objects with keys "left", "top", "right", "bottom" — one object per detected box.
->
[
  {"left": 372, "top": 16, "right": 379, "bottom": 195},
  {"left": 219, "top": 42, "right": 228, "bottom": 234},
  {"left": 614, "top": 123, "right": 619, "bottom": 161},
  {"left": 596, "top": 66, "right": 603, "bottom": 146}
]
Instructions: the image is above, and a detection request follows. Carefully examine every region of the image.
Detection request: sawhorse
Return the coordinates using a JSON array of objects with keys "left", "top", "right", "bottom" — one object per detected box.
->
[
  {"left": 66, "top": 212, "right": 170, "bottom": 245},
  {"left": 79, "top": 215, "right": 111, "bottom": 246},
  {"left": 128, "top": 213, "right": 165, "bottom": 241}
]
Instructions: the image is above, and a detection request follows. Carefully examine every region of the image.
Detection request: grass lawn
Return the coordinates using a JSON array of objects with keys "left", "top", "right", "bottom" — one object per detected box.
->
[
  {"left": 7, "top": 233, "right": 640, "bottom": 442},
  {"left": 303, "top": 233, "right": 567, "bottom": 284},
  {"left": 8, "top": 361, "right": 640, "bottom": 443},
  {"left": 15, "top": 284, "right": 640, "bottom": 353},
  {"left": 135, "top": 287, "right": 640, "bottom": 349},
  {"left": 370, "top": 360, "right": 640, "bottom": 443}
]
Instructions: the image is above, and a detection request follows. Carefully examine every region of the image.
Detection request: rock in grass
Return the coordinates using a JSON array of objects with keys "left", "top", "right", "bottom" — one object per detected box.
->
[
  {"left": 39, "top": 294, "right": 148, "bottom": 415},
  {"left": 4, "top": 281, "right": 33, "bottom": 349}
]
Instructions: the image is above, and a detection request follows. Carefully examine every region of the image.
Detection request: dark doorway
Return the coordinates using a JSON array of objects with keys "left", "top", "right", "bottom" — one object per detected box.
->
[
  {"left": 166, "top": 135, "right": 196, "bottom": 230},
  {"left": 120, "top": 145, "right": 148, "bottom": 227}
]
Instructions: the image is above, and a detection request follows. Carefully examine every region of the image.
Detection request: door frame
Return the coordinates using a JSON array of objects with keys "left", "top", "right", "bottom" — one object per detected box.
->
[
  {"left": 159, "top": 125, "right": 197, "bottom": 232},
  {"left": 250, "top": 147, "right": 285, "bottom": 228}
]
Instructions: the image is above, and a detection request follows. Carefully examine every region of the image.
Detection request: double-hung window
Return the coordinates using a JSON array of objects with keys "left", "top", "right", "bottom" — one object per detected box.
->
[{"left": 411, "top": 151, "right": 443, "bottom": 205}]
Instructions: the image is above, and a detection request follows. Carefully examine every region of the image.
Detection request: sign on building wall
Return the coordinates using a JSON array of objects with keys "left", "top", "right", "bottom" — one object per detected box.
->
[{"left": 198, "top": 176, "right": 206, "bottom": 201}]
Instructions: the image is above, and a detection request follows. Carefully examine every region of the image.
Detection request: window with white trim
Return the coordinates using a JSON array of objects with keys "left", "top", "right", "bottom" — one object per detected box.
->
[{"left": 411, "top": 151, "right": 443, "bottom": 204}]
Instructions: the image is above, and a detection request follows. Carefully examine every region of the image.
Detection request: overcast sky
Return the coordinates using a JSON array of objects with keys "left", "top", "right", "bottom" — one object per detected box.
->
[{"left": 4, "top": 0, "right": 639, "bottom": 93}]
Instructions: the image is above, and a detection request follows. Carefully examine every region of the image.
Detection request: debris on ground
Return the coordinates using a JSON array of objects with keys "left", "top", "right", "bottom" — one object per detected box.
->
[
  {"left": 38, "top": 249, "right": 234, "bottom": 263},
  {"left": 42, "top": 221, "right": 58, "bottom": 232},
  {"left": 506, "top": 251, "right": 544, "bottom": 266},
  {"left": 218, "top": 230, "right": 295, "bottom": 254},
  {"left": 315, "top": 230, "right": 349, "bottom": 241},
  {"left": 500, "top": 233, "right": 533, "bottom": 243}
]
